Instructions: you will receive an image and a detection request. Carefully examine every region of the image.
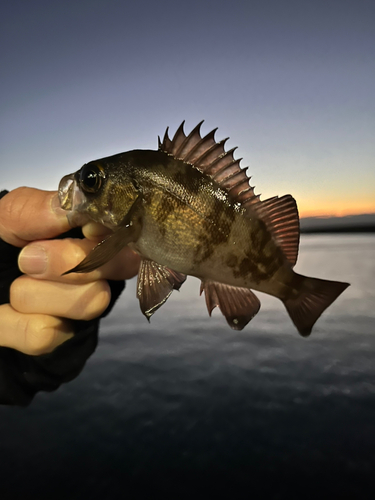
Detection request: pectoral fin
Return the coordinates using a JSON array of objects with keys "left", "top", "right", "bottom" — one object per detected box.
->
[
  {"left": 63, "top": 195, "right": 143, "bottom": 275},
  {"left": 137, "top": 259, "right": 187, "bottom": 319},
  {"left": 200, "top": 280, "right": 261, "bottom": 330},
  {"left": 63, "top": 222, "right": 141, "bottom": 274}
]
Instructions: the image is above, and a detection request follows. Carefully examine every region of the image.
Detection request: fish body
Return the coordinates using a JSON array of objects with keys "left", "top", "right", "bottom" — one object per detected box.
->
[{"left": 58, "top": 122, "right": 349, "bottom": 335}]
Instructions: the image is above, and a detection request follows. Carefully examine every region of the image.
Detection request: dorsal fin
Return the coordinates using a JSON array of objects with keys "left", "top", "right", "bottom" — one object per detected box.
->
[
  {"left": 159, "top": 121, "right": 300, "bottom": 266},
  {"left": 252, "top": 195, "right": 300, "bottom": 266},
  {"left": 159, "top": 121, "right": 259, "bottom": 207}
]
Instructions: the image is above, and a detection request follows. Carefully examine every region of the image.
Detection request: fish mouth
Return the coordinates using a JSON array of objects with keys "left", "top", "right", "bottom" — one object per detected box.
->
[
  {"left": 58, "top": 173, "right": 91, "bottom": 227},
  {"left": 58, "top": 174, "right": 76, "bottom": 210}
]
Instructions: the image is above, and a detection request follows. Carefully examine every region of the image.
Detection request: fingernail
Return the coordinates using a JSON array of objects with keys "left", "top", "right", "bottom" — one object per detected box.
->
[
  {"left": 19, "top": 245, "right": 48, "bottom": 275},
  {"left": 51, "top": 192, "right": 67, "bottom": 217}
]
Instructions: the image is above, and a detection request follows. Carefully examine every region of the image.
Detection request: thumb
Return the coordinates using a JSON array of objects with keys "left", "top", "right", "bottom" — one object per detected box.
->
[{"left": 0, "top": 187, "right": 70, "bottom": 247}]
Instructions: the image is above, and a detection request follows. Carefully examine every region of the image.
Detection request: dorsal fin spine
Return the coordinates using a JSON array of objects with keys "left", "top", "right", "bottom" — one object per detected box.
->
[
  {"left": 213, "top": 159, "right": 240, "bottom": 179},
  {"left": 226, "top": 169, "right": 249, "bottom": 189},
  {"left": 170, "top": 121, "right": 187, "bottom": 154},
  {"left": 184, "top": 129, "right": 217, "bottom": 163},
  {"left": 172, "top": 121, "right": 185, "bottom": 141},
  {"left": 195, "top": 138, "right": 228, "bottom": 168},
  {"left": 175, "top": 121, "right": 204, "bottom": 159},
  {"left": 161, "top": 127, "right": 172, "bottom": 152},
  {"left": 220, "top": 163, "right": 247, "bottom": 183},
  {"left": 204, "top": 144, "right": 233, "bottom": 171}
]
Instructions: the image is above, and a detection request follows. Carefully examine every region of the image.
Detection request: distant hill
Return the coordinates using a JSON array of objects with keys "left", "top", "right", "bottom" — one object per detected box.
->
[{"left": 300, "top": 213, "right": 375, "bottom": 233}]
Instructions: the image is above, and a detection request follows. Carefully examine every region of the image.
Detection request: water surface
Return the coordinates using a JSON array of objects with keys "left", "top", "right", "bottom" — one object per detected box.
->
[{"left": 1, "top": 235, "right": 374, "bottom": 498}]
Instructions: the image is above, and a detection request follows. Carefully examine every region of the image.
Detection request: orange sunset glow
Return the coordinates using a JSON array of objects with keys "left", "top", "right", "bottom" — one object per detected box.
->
[{"left": 299, "top": 201, "right": 375, "bottom": 219}]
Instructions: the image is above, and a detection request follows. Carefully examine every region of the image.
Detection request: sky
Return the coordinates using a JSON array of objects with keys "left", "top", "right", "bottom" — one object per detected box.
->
[{"left": 1, "top": 0, "right": 374, "bottom": 217}]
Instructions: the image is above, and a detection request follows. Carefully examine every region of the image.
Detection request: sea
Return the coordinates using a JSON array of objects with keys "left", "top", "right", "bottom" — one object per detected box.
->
[{"left": 0, "top": 234, "right": 374, "bottom": 499}]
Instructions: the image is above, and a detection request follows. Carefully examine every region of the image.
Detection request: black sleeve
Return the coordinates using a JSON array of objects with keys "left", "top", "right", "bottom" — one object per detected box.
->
[{"left": 0, "top": 190, "right": 125, "bottom": 406}]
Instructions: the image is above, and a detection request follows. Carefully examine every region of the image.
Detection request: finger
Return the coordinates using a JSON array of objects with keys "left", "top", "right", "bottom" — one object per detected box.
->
[
  {"left": 18, "top": 238, "right": 141, "bottom": 282},
  {"left": 0, "top": 304, "right": 74, "bottom": 356},
  {"left": 82, "top": 222, "right": 113, "bottom": 242},
  {"left": 10, "top": 275, "right": 111, "bottom": 321},
  {"left": 0, "top": 188, "right": 70, "bottom": 247}
]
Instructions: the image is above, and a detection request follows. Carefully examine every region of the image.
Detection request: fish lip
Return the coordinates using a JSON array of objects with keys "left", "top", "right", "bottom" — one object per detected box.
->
[
  {"left": 58, "top": 174, "right": 75, "bottom": 210},
  {"left": 58, "top": 173, "right": 91, "bottom": 227}
]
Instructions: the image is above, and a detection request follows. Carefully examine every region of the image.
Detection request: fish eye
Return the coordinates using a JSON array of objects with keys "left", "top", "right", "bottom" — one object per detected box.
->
[{"left": 79, "top": 163, "right": 105, "bottom": 193}]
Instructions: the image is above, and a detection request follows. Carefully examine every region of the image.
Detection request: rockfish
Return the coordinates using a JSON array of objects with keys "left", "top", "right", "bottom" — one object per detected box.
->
[{"left": 58, "top": 122, "right": 349, "bottom": 335}]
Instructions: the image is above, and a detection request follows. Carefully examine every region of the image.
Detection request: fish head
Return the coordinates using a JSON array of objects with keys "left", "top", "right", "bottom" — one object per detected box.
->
[{"left": 58, "top": 158, "right": 139, "bottom": 228}]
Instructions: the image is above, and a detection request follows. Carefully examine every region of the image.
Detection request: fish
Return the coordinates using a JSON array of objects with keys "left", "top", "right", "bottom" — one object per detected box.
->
[{"left": 58, "top": 121, "right": 349, "bottom": 336}]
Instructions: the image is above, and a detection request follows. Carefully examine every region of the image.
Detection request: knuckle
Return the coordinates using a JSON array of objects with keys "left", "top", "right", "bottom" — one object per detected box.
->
[
  {"left": 23, "top": 316, "right": 60, "bottom": 355},
  {"left": 9, "top": 277, "right": 27, "bottom": 311},
  {"left": 1, "top": 187, "right": 29, "bottom": 223},
  {"left": 78, "top": 281, "right": 111, "bottom": 321},
  {"left": 60, "top": 239, "right": 96, "bottom": 281},
  {"left": 72, "top": 241, "right": 94, "bottom": 268}
]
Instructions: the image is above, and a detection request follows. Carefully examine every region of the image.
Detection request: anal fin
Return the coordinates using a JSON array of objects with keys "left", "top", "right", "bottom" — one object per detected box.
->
[
  {"left": 200, "top": 280, "right": 260, "bottom": 330},
  {"left": 137, "top": 259, "right": 187, "bottom": 319}
]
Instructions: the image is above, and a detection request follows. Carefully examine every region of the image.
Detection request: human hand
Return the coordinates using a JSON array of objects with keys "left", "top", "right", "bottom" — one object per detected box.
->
[{"left": 0, "top": 187, "right": 140, "bottom": 355}]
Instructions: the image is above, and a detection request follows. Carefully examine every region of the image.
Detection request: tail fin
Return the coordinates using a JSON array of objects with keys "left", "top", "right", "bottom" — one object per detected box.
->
[{"left": 283, "top": 275, "right": 349, "bottom": 337}]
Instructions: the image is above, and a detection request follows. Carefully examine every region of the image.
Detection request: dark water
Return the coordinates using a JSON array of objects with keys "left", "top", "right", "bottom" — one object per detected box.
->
[{"left": 1, "top": 235, "right": 374, "bottom": 498}]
